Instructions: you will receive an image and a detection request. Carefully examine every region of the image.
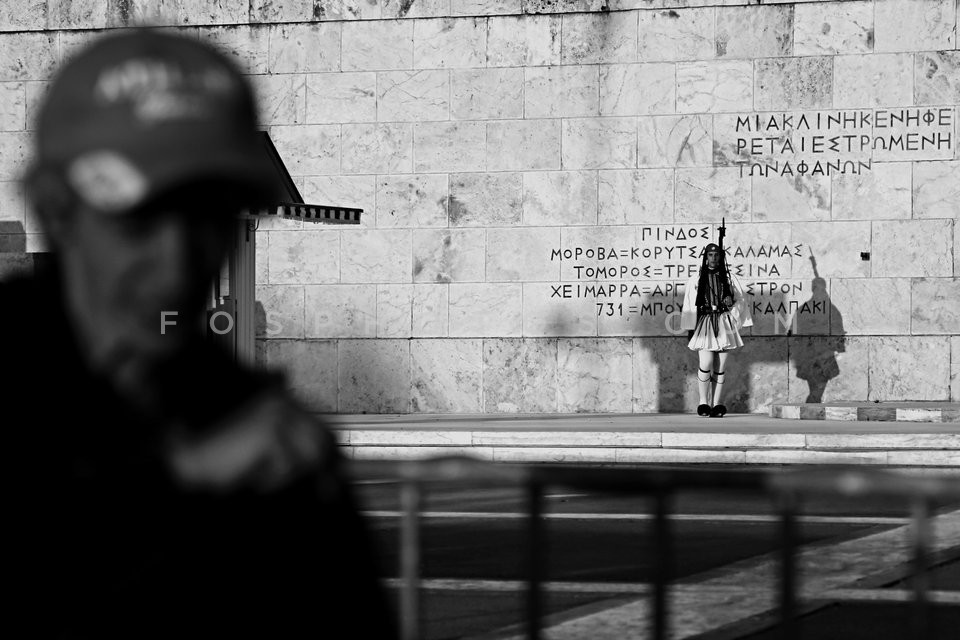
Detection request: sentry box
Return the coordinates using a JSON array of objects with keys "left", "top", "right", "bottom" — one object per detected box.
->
[{"left": 207, "top": 132, "right": 361, "bottom": 365}]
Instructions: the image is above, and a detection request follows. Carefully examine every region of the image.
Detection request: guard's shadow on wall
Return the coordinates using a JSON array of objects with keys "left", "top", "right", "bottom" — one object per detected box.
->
[{"left": 653, "top": 275, "right": 847, "bottom": 413}]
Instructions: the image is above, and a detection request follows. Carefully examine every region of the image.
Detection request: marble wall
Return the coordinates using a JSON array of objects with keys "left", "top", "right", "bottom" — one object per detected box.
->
[{"left": 1, "top": 0, "right": 958, "bottom": 412}]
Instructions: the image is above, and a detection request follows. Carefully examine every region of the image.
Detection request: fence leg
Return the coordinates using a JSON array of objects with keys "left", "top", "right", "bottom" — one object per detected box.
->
[
  {"left": 526, "top": 480, "right": 544, "bottom": 640},
  {"left": 400, "top": 480, "right": 422, "bottom": 640},
  {"left": 909, "top": 497, "right": 931, "bottom": 640},
  {"left": 652, "top": 491, "right": 672, "bottom": 640},
  {"left": 779, "top": 492, "right": 799, "bottom": 640}
]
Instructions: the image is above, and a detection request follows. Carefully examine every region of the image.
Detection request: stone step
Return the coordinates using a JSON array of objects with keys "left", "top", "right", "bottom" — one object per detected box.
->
[
  {"left": 770, "top": 402, "right": 960, "bottom": 422},
  {"left": 327, "top": 413, "right": 960, "bottom": 468}
]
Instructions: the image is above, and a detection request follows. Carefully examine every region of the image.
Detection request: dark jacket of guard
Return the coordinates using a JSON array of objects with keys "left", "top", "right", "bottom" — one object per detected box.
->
[{"left": 3, "top": 267, "right": 397, "bottom": 639}]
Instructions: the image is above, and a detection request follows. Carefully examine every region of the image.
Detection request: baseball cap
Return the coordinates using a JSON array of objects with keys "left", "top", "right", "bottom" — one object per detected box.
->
[{"left": 32, "top": 29, "right": 283, "bottom": 215}]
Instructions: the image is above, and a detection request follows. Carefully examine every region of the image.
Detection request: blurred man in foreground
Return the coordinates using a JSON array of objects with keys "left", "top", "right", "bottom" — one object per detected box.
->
[{"left": 5, "top": 30, "right": 395, "bottom": 638}]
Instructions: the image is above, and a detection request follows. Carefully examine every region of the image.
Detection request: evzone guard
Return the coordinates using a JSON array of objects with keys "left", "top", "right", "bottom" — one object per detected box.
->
[{"left": 680, "top": 220, "right": 753, "bottom": 417}]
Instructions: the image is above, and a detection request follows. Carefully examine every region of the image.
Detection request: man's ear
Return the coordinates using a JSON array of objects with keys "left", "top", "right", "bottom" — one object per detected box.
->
[{"left": 23, "top": 164, "right": 75, "bottom": 243}]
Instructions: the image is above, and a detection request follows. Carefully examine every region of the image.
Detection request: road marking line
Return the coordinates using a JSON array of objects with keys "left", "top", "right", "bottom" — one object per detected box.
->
[
  {"left": 363, "top": 510, "right": 910, "bottom": 525},
  {"left": 381, "top": 579, "right": 960, "bottom": 604}
]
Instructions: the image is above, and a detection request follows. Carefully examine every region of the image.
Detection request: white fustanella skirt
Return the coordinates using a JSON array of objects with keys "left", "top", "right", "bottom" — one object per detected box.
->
[{"left": 687, "top": 311, "right": 744, "bottom": 352}]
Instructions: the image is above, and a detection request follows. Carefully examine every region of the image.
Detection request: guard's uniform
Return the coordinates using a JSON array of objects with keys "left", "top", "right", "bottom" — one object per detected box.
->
[{"left": 680, "top": 269, "right": 752, "bottom": 352}]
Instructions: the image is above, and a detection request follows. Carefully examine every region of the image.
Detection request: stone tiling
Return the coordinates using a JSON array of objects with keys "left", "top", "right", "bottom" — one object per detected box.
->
[{"left": 771, "top": 402, "right": 960, "bottom": 422}]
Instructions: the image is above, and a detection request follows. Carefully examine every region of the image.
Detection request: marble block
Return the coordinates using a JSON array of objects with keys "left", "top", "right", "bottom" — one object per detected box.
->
[
  {"left": 0, "top": 181, "right": 25, "bottom": 224},
  {"left": 302, "top": 175, "right": 376, "bottom": 227},
  {"left": 412, "top": 228, "right": 485, "bottom": 283},
  {"left": 46, "top": 0, "right": 109, "bottom": 30},
  {"left": 637, "top": 115, "right": 713, "bottom": 168},
  {"left": 558, "top": 225, "right": 639, "bottom": 281},
  {"left": 832, "top": 163, "right": 912, "bottom": 220},
  {"left": 561, "top": 12, "right": 637, "bottom": 65},
  {"left": 872, "top": 219, "right": 953, "bottom": 277},
  {"left": 791, "top": 221, "right": 871, "bottom": 279},
  {"left": 486, "top": 227, "right": 561, "bottom": 281},
  {"left": 716, "top": 5, "right": 794, "bottom": 59},
  {"left": 676, "top": 61, "right": 753, "bottom": 113},
  {"left": 830, "top": 278, "right": 911, "bottom": 335},
  {"left": 755, "top": 57, "right": 833, "bottom": 111},
  {"left": 752, "top": 174, "right": 831, "bottom": 222},
  {"left": 250, "top": 75, "right": 306, "bottom": 125},
  {"left": 0, "top": 132, "right": 30, "bottom": 181},
  {"left": 342, "top": 123, "right": 413, "bottom": 174},
  {"left": 868, "top": 336, "right": 951, "bottom": 401},
  {"left": 874, "top": 0, "right": 955, "bottom": 52},
  {"left": 412, "top": 283, "right": 449, "bottom": 337},
  {"left": 483, "top": 338, "right": 558, "bottom": 412},
  {"left": 599, "top": 63, "right": 675, "bottom": 117},
  {"left": 952, "top": 336, "right": 959, "bottom": 401},
  {"left": 25, "top": 81, "right": 48, "bottom": 130},
  {"left": 451, "top": 68, "right": 523, "bottom": 120},
  {"left": 521, "top": 282, "right": 598, "bottom": 337},
  {"left": 251, "top": 0, "right": 318, "bottom": 21},
  {"left": 264, "top": 340, "right": 338, "bottom": 412},
  {"left": 793, "top": 0, "right": 874, "bottom": 55},
  {"left": 384, "top": 0, "right": 451, "bottom": 18},
  {"left": 451, "top": 0, "right": 521, "bottom": 16},
  {"left": 267, "top": 23, "right": 339, "bottom": 74},
  {"left": 598, "top": 285, "right": 685, "bottom": 338},
  {"left": 376, "top": 174, "right": 448, "bottom": 228},
  {"left": 255, "top": 233, "right": 269, "bottom": 284},
  {"left": 314, "top": 0, "right": 382, "bottom": 21},
  {"left": 0, "top": 33, "right": 57, "bottom": 81},
  {"left": 913, "top": 160, "right": 960, "bottom": 220},
  {"left": 487, "top": 119, "right": 561, "bottom": 171},
  {"left": 721, "top": 337, "right": 789, "bottom": 413},
  {"left": 561, "top": 117, "right": 637, "bottom": 170},
  {"left": 305, "top": 284, "right": 377, "bottom": 338},
  {"left": 522, "top": 171, "right": 598, "bottom": 226},
  {"left": 1, "top": 0, "right": 46, "bottom": 30},
  {"left": 378, "top": 70, "right": 449, "bottom": 122},
  {"left": 449, "top": 283, "right": 523, "bottom": 336},
  {"left": 675, "top": 167, "right": 750, "bottom": 223},
  {"left": 916, "top": 51, "right": 960, "bottom": 105},
  {"left": 198, "top": 26, "right": 269, "bottom": 74},
  {"left": 955, "top": 218, "right": 959, "bottom": 276},
  {"left": 0, "top": 83, "right": 25, "bottom": 131},
  {"left": 787, "top": 336, "right": 870, "bottom": 403},
  {"left": 410, "top": 339, "right": 483, "bottom": 413},
  {"left": 307, "top": 72, "right": 376, "bottom": 124},
  {"left": 414, "top": 17, "right": 486, "bottom": 69},
  {"left": 486, "top": 14, "right": 561, "bottom": 67},
  {"left": 911, "top": 277, "right": 960, "bottom": 334},
  {"left": 833, "top": 54, "right": 914, "bottom": 108},
  {"left": 342, "top": 20, "right": 413, "bottom": 71},
  {"left": 598, "top": 169, "right": 674, "bottom": 226},
  {"left": 268, "top": 230, "right": 340, "bottom": 285},
  {"left": 341, "top": 229, "right": 413, "bottom": 283},
  {"left": 339, "top": 340, "right": 412, "bottom": 413},
  {"left": 270, "top": 125, "right": 339, "bottom": 175},
  {"left": 449, "top": 172, "right": 522, "bottom": 226},
  {"left": 178, "top": 0, "right": 248, "bottom": 25},
  {"left": 744, "top": 277, "right": 830, "bottom": 337},
  {"left": 721, "top": 221, "right": 795, "bottom": 280},
  {"left": 524, "top": 66, "right": 599, "bottom": 118},
  {"left": 632, "top": 336, "right": 698, "bottom": 412},
  {"left": 637, "top": 7, "right": 714, "bottom": 63},
  {"left": 414, "top": 121, "right": 486, "bottom": 172},
  {"left": 557, "top": 338, "right": 633, "bottom": 413},
  {"left": 255, "top": 285, "right": 305, "bottom": 338}
]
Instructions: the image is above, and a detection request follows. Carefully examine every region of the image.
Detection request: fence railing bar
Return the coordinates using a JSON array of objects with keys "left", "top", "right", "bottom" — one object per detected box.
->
[
  {"left": 652, "top": 491, "right": 672, "bottom": 640},
  {"left": 910, "top": 496, "right": 932, "bottom": 640},
  {"left": 778, "top": 491, "right": 799, "bottom": 640},
  {"left": 526, "top": 479, "right": 545, "bottom": 640},
  {"left": 400, "top": 479, "right": 422, "bottom": 640}
]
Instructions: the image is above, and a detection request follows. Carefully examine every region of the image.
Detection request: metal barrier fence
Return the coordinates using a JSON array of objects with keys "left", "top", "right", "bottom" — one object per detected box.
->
[{"left": 347, "top": 457, "right": 960, "bottom": 640}]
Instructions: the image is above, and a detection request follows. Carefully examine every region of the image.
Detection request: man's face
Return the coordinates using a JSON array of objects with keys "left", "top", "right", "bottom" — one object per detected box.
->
[
  {"left": 56, "top": 185, "right": 239, "bottom": 369},
  {"left": 706, "top": 249, "right": 720, "bottom": 270}
]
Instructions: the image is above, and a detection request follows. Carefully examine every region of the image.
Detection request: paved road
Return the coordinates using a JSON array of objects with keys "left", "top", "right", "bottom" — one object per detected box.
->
[{"left": 352, "top": 467, "right": 960, "bottom": 639}]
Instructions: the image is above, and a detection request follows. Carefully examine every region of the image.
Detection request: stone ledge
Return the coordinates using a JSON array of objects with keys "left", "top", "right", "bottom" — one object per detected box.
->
[{"left": 770, "top": 402, "right": 960, "bottom": 422}]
